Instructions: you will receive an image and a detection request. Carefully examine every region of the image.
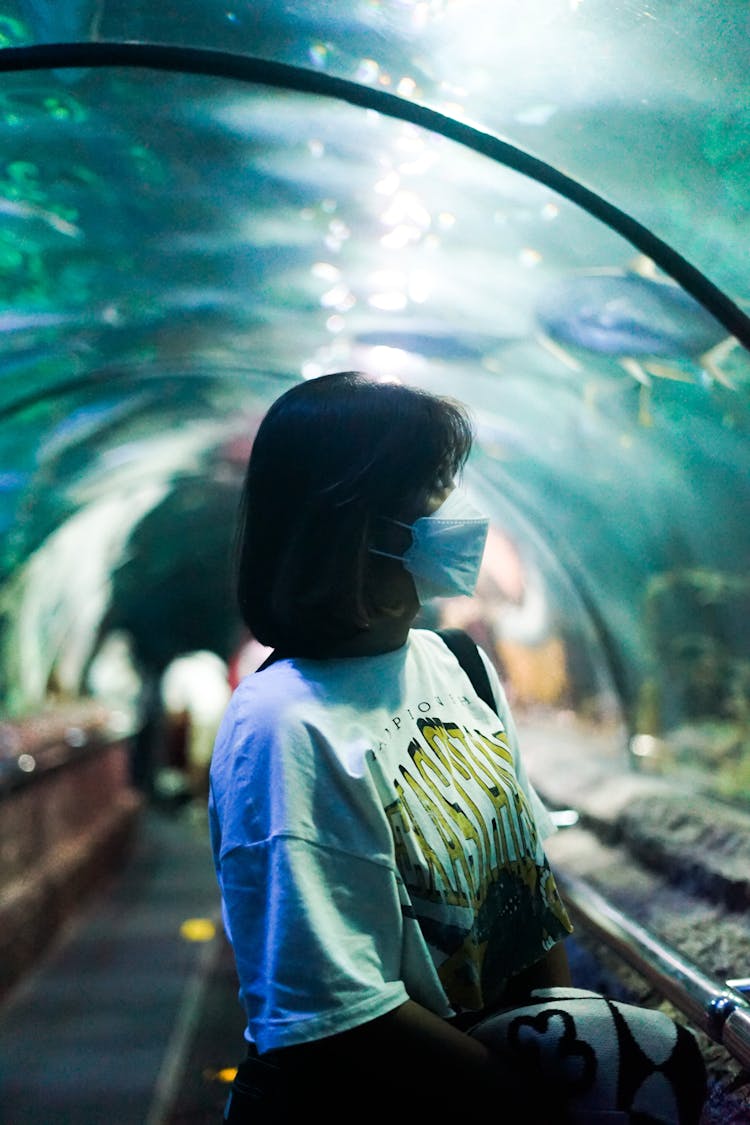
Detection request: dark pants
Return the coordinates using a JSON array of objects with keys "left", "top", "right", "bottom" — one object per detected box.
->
[{"left": 223, "top": 1047, "right": 288, "bottom": 1124}]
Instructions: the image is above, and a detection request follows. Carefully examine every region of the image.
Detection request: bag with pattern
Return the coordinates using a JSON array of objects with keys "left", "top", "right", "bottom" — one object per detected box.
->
[{"left": 469, "top": 986, "right": 707, "bottom": 1124}]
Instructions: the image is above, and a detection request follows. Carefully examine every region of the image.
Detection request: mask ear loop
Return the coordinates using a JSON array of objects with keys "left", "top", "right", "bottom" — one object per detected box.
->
[
  {"left": 369, "top": 547, "right": 404, "bottom": 561},
  {"left": 368, "top": 515, "right": 415, "bottom": 562}
]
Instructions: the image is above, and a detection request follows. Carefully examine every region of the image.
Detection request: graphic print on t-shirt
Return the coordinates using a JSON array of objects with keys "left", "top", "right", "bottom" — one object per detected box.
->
[{"left": 383, "top": 713, "right": 572, "bottom": 1010}]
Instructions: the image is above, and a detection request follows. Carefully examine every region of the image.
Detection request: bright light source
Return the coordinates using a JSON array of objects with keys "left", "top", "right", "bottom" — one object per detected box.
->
[
  {"left": 519, "top": 247, "right": 542, "bottom": 267},
  {"left": 355, "top": 58, "right": 380, "bottom": 84},
  {"left": 320, "top": 284, "right": 352, "bottom": 309},
  {"left": 216, "top": 1068, "right": 239, "bottom": 1084},
  {"left": 311, "top": 261, "right": 340, "bottom": 281},
  {"left": 368, "top": 291, "right": 408, "bottom": 311},
  {"left": 630, "top": 734, "right": 660, "bottom": 757},
  {"left": 380, "top": 224, "right": 421, "bottom": 249},
  {"left": 380, "top": 191, "right": 431, "bottom": 230},
  {"left": 180, "top": 918, "right": 217, "bottom": 943},
  {"left": 550, "top": 808, "right": 579, "bottom": 828},
  {"left": 374, "top": 172, "right": 400, "bottom": 196},
  {"left": 368, "top": 346, "right": 411, "bottom": 373}
]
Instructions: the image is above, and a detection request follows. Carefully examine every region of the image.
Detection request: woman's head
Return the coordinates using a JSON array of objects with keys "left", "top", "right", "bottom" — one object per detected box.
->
[{"left": 235, "top": 371, "right": 474, "bottom": 655}]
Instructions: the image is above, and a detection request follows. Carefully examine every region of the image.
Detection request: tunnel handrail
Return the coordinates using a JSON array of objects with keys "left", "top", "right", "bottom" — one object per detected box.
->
[{"left": 556, "top": 870, "right": 750, "bottom": 1071}]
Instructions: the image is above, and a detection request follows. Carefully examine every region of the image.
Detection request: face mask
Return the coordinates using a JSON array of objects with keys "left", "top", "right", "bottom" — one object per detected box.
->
[{"left": 371, "top": 488, "right": 490, "bottom": 602}]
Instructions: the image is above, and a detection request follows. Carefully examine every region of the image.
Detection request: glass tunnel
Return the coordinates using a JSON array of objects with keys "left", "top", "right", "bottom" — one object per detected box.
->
[
  {"left": 0, "top": 0, "right": 748, "bottom": 804},
  {"left": 0, "top": 4, "right": 750, "bottom": 1123},
  {"left": 1, "top": 4, "right": 750, "bottom": 1120}
]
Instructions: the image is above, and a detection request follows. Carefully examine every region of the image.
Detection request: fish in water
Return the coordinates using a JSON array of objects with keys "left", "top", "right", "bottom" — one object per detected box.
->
[
  {"left": 0, "top": 311, "right": 82, "bottom": 333},
  {"left": 534, "top": 262, "right": 740, "bottom": 425},
  {"left": 0, "top": 197, "right": 81, "bottom": 239},
  {"left": 535, "top": 271, "right": 728, "bottom": 359},
  {"left": 36, "top": 397, "right": 141, "bottom": 463},
  {"left": 354, "top": 330, "right": 511, "bottom": 361}
]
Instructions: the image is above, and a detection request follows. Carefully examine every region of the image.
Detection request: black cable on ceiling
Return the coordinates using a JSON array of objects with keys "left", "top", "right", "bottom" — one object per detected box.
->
[{"left": 0, "top": 40, "right": 748, "bottom": 352}]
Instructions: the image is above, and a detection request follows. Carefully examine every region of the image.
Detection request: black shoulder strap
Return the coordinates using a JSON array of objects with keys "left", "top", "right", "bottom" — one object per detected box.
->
[
  {"left": 436, "top": 628, "right": 496, "bottom": 712},
  {"left": 256, "top": 649, "right": 283, "bottom": 673}
]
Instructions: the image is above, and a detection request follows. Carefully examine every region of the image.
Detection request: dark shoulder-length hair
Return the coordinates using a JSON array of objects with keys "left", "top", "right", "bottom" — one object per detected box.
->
[{"left": 235, "top": 370, "right": 474, "bottom": 655}]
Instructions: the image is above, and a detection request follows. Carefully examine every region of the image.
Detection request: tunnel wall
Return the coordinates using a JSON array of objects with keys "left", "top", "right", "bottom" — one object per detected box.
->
[{"left": 0, "top": 713, "right": 142, "bottom": 1001}]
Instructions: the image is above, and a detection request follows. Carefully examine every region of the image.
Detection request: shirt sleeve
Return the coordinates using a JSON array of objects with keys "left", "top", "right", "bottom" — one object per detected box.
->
[
  {"left": 210, "top": 680, "right": 411, "bottom": 1054},
  {"left": 217, "top": 833, "right": 409, "bottom": 1054},
  {"left": 476, "top": 645, "right": 557, "bottom": 841}
]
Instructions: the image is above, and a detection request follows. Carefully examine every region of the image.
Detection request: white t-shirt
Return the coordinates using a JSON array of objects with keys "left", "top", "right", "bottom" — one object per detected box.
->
[{"left": 209, "top": 629, "right": 572, "bottom": 1054}]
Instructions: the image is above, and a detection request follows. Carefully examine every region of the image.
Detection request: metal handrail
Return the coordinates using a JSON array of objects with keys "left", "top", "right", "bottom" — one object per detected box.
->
[{"left": 556, "top": 871, "right": 750, "bottom": 1071}]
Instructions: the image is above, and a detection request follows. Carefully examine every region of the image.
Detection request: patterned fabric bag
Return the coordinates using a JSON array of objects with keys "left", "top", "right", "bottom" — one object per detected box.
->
[{"left": 469, "top": 987, "right": 707, "bottom": 1125}]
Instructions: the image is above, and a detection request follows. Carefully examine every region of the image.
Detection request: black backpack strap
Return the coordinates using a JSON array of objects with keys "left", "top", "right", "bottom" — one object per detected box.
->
[
  {"left": 436, "top": 628, "right": 496, "bottom": 713},
  {"left": 255, "top": 649, "right": 284, "bottom": 673}
]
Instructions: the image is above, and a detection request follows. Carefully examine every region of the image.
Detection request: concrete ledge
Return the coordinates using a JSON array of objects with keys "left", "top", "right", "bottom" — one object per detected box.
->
[
  {"left": 0, "top": 740, "right": 143, "bottom": 1002},
  {"left": 518, "top": 713, "right": 750, "bottom": 910},
  {"left": 618, "top": 795, "right": 750, "bottom": 911}
]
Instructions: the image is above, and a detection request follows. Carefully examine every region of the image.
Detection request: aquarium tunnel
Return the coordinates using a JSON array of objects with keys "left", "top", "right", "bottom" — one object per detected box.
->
[{"left": 0, "top": 3, "right": 749, "bottom": 1117}]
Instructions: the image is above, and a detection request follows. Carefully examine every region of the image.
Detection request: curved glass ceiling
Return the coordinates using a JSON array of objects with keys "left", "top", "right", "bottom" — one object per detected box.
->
[{"left": 0, "top": 1, "right": 748, "bottom": 804}]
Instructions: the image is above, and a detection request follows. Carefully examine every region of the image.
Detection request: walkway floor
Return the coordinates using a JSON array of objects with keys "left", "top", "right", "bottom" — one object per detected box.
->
[{"left": 0, "top": 802, "right": 243, "bottom": 1125}]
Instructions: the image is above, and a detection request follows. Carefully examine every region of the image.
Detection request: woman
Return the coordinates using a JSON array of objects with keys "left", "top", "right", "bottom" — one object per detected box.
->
[{"left": 209, "top": 371, "right": 703, "bottom": 1124}]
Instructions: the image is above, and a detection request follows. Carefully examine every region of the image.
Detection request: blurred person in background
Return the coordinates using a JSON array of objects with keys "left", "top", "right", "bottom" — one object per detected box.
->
[
  {"left": 86, "top": 629, "right": 157, "bottom": 790},
  {"left": 160, "top": 649, "right": 231, "bottom": 799}
]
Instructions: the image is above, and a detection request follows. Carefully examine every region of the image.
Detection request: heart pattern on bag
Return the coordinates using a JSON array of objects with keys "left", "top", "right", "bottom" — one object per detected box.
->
[
  {"left": 507, "top": 1007, "right": 598, "bottom": 1095},
  {"left": 470, "top": 988, "right": 706, "bottom": 1122}
]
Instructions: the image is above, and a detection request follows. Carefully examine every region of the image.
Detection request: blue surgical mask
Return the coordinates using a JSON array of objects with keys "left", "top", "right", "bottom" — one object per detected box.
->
[{"left": 371, "top": 488, "right": 489, "bottom": 602}]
